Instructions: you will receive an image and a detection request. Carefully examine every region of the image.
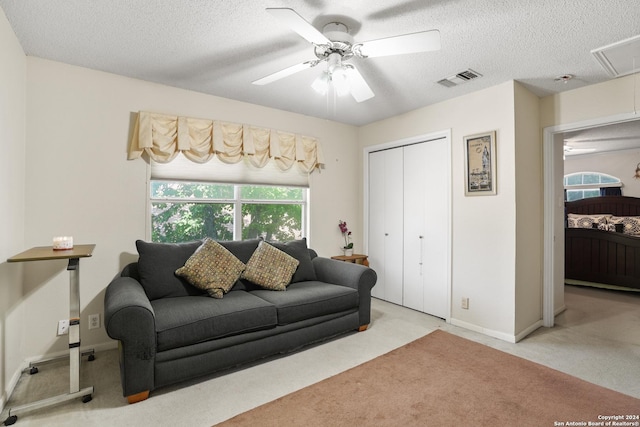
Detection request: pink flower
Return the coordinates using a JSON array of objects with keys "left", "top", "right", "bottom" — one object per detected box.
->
[{"left": 338, "top": 220, "right": 353, "bottom": 249}]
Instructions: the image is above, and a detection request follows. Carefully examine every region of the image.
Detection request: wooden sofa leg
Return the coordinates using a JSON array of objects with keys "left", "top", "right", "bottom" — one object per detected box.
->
[
  {"left": 358, "top": 324, "right": 369, "bottom": 332},
  {"left": 127, "top": 390, "right": 150, "bottom": 404}
]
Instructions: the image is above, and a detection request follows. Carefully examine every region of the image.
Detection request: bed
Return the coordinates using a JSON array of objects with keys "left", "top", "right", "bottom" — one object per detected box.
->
[{"left": 565, "top": 195, "right": 640, "bottom": 290}]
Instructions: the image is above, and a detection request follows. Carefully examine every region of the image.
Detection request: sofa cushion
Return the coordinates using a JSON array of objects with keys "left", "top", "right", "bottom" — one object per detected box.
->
[
  {"left": 250, "top": 281, "right": 359, "bottom": 325},
  {"left": 218, "top": 239, "right": 262, "bottom": 263},
  {"left": 269, "top": 238, "right": 317, "bottom": 283},
  {"left": 241, "top": 241, "right": 299, "bottom": 291},
  {"left": 217, "top": 239, "right": 261, "bottom": 292},
  {"left": 151, "top": 292, "right": 277, "bottom": 352},
  {"left": 175, "top": 238, "right": 246, "bottom": 298},
  {"left": 136, "top": 240, "right": 204, "bottom": 300}
]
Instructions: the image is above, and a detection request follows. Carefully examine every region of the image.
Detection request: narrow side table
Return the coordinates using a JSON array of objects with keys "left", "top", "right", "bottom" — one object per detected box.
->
[
  {"left": 4, "top": 245, "right": 96, "bottom": 426},
  {"left": 331, "top": 253, "right": 369, "bottom": 267}
]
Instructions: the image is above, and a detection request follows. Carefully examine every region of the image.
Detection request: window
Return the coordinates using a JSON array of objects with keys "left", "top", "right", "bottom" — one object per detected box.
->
[
  {"left": 565, "top": 189, "right": 601, "bottom": 201},
  {"left": 150, "top": 181, "right": 307, "bottom": 243},
  {"left": 563, "top": 172, "right": 621, "bottom": 201}
]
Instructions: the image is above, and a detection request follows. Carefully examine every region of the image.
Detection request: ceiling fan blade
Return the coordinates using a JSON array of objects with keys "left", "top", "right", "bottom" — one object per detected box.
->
[
  {"left": 356, "top": 30, "right": 440, "bottom": 58},
  {"left": 252, "top": 61, "right": 317, "bottom": 85},
  {"left": 266, "top": 8, "right": 330, "bottom": 46},
  {"left": 251, "top": 60, "right": 320, "bottom": 86},
  {"left": 345, "top": 66, "right": 375, "bottom": 102}
]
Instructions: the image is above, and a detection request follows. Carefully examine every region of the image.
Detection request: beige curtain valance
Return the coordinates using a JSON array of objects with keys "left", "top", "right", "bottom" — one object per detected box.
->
[{"left": 128, "top": 111, "right": 324, "bottom": 173}]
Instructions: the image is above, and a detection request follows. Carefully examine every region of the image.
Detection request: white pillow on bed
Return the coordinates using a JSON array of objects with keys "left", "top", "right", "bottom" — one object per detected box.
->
[
  {"left": 609, "top": 216, "right": 640, "bottom": 235},
  {"left": 567, "top": 214, "right": 611, "bottom": 229}
]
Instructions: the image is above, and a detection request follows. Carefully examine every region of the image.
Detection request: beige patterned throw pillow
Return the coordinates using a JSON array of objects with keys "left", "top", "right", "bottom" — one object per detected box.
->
[
  {"left": 241, "top": 241, "right": 299, "bottom": 291},
  {"left": 175, "top": 238, "right": 246, "bottom": 298}
]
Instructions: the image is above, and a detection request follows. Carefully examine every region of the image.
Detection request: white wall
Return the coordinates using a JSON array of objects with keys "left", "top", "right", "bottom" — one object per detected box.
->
[
  {"left": 514, "top": 82, "right": 543, "bottom": 336},
  {"left": 541, "top": 75, "right": 639, "bottom": 127},
  {"left": 564, "top": 149, "right": 640, "bottom": 198},
  {"left": 0, "top": 9, "right": 26, "bottom": 410},
  {"left": 359, "top": 81, "right": 533, "bottom": 341},
  {"left": 21, "top": 57, "right": 360, "bottom": 365}
]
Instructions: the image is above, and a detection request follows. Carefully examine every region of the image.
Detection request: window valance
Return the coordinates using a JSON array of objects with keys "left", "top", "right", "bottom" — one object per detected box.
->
[{"left": 128, "top": 111, "right": 324, "bottom": 173}]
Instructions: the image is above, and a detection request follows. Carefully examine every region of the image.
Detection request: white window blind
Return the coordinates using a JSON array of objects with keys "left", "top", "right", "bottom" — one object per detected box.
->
[{"left": 150, "top": 155, "right": 310, "bottom": 187}]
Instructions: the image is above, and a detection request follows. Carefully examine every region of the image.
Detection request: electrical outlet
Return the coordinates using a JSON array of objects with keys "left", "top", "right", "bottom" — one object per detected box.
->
[
  {"left": 461, "top": 297, "right": 469, "bottom": 310},
  {"left": 57, "top": 319, "right": 69, "bottom": 336},
  {"left": 88, "top": 314, "right": 100, "bottom": 330}
]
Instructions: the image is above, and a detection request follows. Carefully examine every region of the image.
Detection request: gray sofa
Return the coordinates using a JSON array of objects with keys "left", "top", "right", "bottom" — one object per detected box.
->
[{"left": 104, "top": 238, "right": 377, "bottom": 403}]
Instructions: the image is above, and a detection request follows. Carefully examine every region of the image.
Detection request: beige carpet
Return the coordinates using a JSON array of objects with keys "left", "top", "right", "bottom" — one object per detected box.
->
[{"left": 218, "top": 329, "right": 640, "bottom": 427}]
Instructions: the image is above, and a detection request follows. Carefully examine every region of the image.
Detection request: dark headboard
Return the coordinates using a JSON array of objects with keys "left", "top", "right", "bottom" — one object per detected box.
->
[{"left": 565, "top": 196, "right": 640, "bottom": 216}]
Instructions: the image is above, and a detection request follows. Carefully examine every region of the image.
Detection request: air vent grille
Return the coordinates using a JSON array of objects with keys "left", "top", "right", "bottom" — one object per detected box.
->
[
  {"left": 457, "top": 70, "right": 480, "bottom": 80},
  {"left": 437, "top": 69, "right": 482, "bottom": 87}
]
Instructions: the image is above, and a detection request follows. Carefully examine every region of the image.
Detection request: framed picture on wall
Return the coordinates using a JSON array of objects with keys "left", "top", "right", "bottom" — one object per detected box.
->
[{"left": 464, "top": 131, "right": 497, "bottom": 196}]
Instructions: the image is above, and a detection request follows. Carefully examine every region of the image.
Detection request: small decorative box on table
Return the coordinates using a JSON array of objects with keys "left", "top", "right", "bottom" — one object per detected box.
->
[
  {"left": 4, "top": 244, "right": 96, "bottom": 426},
  {"left": 331, "top": 253, "right": 369, "bottom": 267}
]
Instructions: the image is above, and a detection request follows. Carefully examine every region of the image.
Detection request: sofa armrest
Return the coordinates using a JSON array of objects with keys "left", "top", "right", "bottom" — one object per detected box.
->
[
  {"left": 312, "top": 257, "right": 377, "bottom": 328},
  {"left": 104, "top": 275, "right": 156, "bottom": 398}
]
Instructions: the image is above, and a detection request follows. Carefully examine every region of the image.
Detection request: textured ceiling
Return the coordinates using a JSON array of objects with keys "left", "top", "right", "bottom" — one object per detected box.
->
[{"left": 1, "top": 0, "right": 639, "bottom": 128}]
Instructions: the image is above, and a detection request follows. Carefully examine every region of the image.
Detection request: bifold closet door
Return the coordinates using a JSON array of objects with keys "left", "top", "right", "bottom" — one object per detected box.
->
[
  {"left": 403, "top": 140, "right": 449, "bottom": 318},
  {"left": 368, "top": 148, "right": 403, "bottom": 305}
]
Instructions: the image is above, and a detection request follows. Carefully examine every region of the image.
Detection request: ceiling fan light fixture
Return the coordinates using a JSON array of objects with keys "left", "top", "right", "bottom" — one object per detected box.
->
[
  {"left": 311, "top": 72, "right": 329, "bottom": 95},
  {"left": 313, "top": 52, "right": 350, "bottom": 97},
  {"left": 327, "top": 52, "right": 342, "bottom": 74},
  {"left": 331, "top": 69, "right": 351, "bottom": 96}
]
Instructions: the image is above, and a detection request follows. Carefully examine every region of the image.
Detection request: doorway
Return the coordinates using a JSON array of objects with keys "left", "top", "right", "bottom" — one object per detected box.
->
[{"left": 542, "top": 112, "right": 640, "bottom": 326}]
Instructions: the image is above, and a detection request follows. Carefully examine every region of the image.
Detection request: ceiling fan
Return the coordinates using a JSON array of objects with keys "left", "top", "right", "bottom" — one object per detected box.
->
[
  {"left": 252, "top": 8, "right": 441, "bottom": 102},
  {"left": 563, "top": 143, "right": 597, "bottom": 156}
]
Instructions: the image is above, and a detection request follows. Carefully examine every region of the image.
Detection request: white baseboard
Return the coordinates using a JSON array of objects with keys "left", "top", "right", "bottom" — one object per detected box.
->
[
  {"left": 23, "top": 341, "right": 117, "bottom": 365},
  {"left": 1, "top": 366, "right": 23, "bottom": 415},
  {"left": 452, "top": 317, "right": 548, "bottom": 343},
  {"left": 515, "top": 320, "right": 544, "bottom": 342},
  {"left": 449, "top": 318, "right": 518, "bottom": 343}
]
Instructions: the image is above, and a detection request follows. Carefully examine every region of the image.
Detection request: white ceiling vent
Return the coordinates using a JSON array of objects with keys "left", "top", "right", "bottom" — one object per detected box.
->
[
  {"left": 591, "top": 34, "right": 640, "bottom": 78},
  {"left": 437, "top": 69, "right": 482, "bottom": 88}
]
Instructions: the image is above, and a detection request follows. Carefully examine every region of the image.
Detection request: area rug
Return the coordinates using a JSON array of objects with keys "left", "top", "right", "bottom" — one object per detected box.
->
[{"left": 217, "top": 329, "right": 639, "bottom": 427}]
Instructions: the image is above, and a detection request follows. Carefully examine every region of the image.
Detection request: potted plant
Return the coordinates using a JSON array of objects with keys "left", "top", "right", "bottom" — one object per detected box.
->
[{"left": 338, "top": 220, "right": 353, "bottom": 256}]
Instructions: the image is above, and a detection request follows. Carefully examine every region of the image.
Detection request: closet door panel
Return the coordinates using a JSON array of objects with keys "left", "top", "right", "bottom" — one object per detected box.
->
[
  {"left": 383, "top": 148, "right": 404, "bottom": 306},
  {"left": 368, "top": 148, "right": 403, "bottom": 305},
  {"left": 403, "top": 140, "right": 449, "bottom": 317},
  {"left": 421, "top": 139, "right": 449, "bottom": 319},
  {"left": 368, "top": 151, "right": 386, "bottom": 300},
  {"left": 402, "top": 143, "right": 426, "bottom": 311}
]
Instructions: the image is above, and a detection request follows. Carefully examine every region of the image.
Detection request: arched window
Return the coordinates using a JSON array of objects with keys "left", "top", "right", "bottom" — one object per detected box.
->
[{"left": 563, "top": 172, "right": 622, "bottom": 201}]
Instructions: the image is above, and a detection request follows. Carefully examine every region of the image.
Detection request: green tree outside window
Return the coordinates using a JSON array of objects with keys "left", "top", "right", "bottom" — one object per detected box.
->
[{"left": 151, "top": 181, "right": 305, "bottom": 243}]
